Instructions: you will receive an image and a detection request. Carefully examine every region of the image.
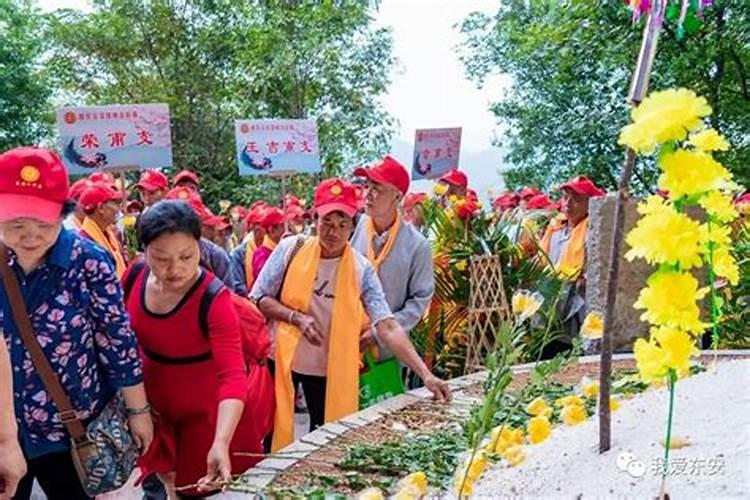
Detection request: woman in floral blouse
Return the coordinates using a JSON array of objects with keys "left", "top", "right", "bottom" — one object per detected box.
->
[{"left": 0, "top": 147, "right": 152, "bottom": 500}]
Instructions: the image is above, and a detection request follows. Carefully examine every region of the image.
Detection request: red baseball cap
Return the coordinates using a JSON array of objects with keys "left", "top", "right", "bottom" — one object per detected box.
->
[
  {"left": 88, "top": 171, "right": 116, "bottom": 187},
  {"left": 173, "top": 170, "right": 200, "bottom": 187},
  {"left": 69, "top": 179, "right": 91, "bottom": 201},
  {"left": 354, "top": 155, "right": 410, "bottom": 196},
  {"left": 165, "top": 186, "right": 209, "bottom": 218},
  {"left": 284, "top": 194, "right": 304, "bottom": 209},
  {"left": 526, "top": 193, "right": 554, "bottom": 210},
  {"left": 202, "top": 213, "right": 225, "bottom": 227},
  {"left": 79, "top": 183, "right": 122, "bottom": 211},
  {"left": 561, "top": 176, "right": 606, "bottom": 197},
  {"left": 519, "top": 186, "right": 542, "bottom": 200},
  {"left": 245, "top": 203, "right": 268, "bottom": 225},
  {"left": 492, "top": 192, "right": 520, "bottom": 209},
  {"left": 314, "top": 179, "right": 358, "bottom": 218},
  {"left": 285, "top": 204, "right": 307, "bottom": 222},
  {"left": 0, "top": 147, "right": 70, "bottom": 223},
  {"left": 136, "top": 170, "right": 169, "bottom": 192},
  {"left": 439, "top": 169, "right": 468, "bottom": 189},
  {"left": 259, "top": 207, "right": 285, "bottom": 228},
  {"left": 404, "top": 192, "right": 428, "bottom": 210},
  {"left": 126, "top": 200, "right": 144, "bottom": 213},
  {"left": 230, "top": 205, "right": 247, "bottom": 220}
]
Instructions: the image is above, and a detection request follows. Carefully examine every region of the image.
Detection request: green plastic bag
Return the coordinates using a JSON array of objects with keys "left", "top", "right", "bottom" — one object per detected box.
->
[{"left": 358, "top": 353, "right": 406, "bottom": 410}]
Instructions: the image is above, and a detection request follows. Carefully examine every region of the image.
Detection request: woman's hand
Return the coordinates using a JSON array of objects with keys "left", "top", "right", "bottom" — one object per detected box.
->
[
  {"left": 197, "top": 439, "right": 232, "bottom": 492},
  {"left": 0, "top": 436, "right": 26, "bottom": 499},
  {"left": 128, "top": 413, "right": 154, "bottom": 454},
  {"left": 293, "top": 313, "right": 323, "bottom": 346}
]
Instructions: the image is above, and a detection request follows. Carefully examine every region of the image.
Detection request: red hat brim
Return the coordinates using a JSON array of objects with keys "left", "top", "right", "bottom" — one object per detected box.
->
[
  {"left": 316, "top": 202, "right": 358, "bottom": 219},
  {"left": 0, "top": 193, "right": 64, "bottom": 223}
]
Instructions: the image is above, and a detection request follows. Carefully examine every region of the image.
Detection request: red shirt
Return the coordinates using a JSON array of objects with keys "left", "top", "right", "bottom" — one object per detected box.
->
[{"left": 124, "top": 265, "right": 247, "bottom": 403}]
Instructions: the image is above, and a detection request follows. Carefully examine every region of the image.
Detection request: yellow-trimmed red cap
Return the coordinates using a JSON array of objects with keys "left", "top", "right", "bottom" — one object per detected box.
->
[{"left": 0, "top": 147, "right": 69, "bottom": 223}]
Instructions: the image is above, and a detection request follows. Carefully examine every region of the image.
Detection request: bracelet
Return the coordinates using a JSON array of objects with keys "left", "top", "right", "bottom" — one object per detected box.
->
[
  {"left": 126, "top": 404, "right": 152, "bottom": 417},
  {"left": 288, "top": 310, "right": 296, "bottom": 325}
]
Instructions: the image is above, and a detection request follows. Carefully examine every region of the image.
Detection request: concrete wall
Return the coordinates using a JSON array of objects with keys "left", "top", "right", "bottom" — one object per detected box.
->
[{"left": 585, "top": 194, "right": 652, "bottom": 352}]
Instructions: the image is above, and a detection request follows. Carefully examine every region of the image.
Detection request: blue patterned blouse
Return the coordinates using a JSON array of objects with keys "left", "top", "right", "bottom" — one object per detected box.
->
[{"left": 0, "top": 228, "right": 143, "bottom": 459}]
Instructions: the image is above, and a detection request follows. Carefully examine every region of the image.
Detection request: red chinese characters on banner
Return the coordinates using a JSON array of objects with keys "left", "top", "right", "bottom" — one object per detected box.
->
[
  {"left": 246, "top": 141, "right": 259, "bottom": 153},
  {"left": 301, "top": 140, "right": 313, "bottom": 153},
  {"left": 284, "top": 141, "right": 295, "bottom": 153},
  {"left": 108, "top": 132, "right": 127, "bottom": 147},
  {"left": 81, "top": 134, "right": 99, "bottom": 148},
  {"left": 137, "top": 130, "right": 153, "bottom": 145},
  {"left": 267, "top": 141, "right": 279, "bottom": 154}
]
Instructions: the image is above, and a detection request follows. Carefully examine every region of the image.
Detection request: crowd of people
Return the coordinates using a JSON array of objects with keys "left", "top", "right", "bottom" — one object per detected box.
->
[{"left": 1, "top": 145, "right": 748, "bottom": 500}]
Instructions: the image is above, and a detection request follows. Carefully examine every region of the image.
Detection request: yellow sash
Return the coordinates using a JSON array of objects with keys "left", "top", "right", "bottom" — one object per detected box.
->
[
  {"left": 365, "top": 213, "right": 401, "bottom": 272},
  {"left": 540, "top": 216, "right": 588, "bottom": 277},
  {"left": 272, "top": 237, "right": 364, "bottom": 451},
  {"left": 244, "top": 240, "right": 258, "bottom": 289},
  {"left": 81, "top": 217, "right": 127, "bottom": 277},
  {"left": 262, "top": 235, "right": 278, "bottom": 252}
]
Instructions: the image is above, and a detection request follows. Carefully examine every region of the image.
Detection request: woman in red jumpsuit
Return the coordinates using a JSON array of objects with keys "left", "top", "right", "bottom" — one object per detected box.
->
[{"left": 124, "top": 200, "right": 267, "bottom": 497}]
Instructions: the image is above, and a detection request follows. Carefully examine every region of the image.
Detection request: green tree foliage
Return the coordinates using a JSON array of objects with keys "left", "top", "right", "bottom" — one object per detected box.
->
[
  {"left": 460, "top": 0, "right": 749, "bottom": 193},
  {"left": 46, "top": 0, "right": 394, "bottom": 207},
  {"left": 0, "top": 0, "right": 52, "bottom": 151}
]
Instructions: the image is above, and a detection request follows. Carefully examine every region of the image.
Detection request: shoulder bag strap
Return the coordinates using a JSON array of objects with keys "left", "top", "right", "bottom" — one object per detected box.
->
[{"left": 0, "top": 244, "right": 90, "bottom": 446}]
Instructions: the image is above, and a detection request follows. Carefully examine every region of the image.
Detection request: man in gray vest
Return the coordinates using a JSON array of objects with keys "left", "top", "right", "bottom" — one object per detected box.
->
[{"left": 352, "top": 156, "right": 434, "bottom": 373}]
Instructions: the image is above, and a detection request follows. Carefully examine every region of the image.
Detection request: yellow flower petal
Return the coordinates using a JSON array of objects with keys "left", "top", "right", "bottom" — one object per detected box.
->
[
  {"left": 357, "top": 487, "right": 385, "bottom": 500},
  {"left": 580, "top": 312, "right": 604, "bottom": 339},
  {"left": 633, "top": 271, "right": 709, "bottom": 334},
  {"left": 626, "top": 206, "right": 705, "bottom": 269},
  {"left": 561, "top": 403, "right": 587, "bottom": 426},
  {"left": 555, "top": 395, "right": 584, "bottom": 408},
  {"left": 527, "top": 416, "right": 551, "bottom": 445},
  {"left": 399, "top": 472, "right": 428, "bottom": 497},
  {"left": 580, "top": 378, "right": 600, "bottom": 399},
  {"left": 502, "top": 445, "right": 527, "bottom": 466},
  {"left": 618, "top": 88, "right": 712, "bottom": 153},
  {"left": 659, "top": 149, "right": 733, "bottom": 199},
  {"left": 511, "top": 290, "right": 544, "bottom": 322},
  {"left": 526, "top": 397, "right": 552, "bottom": 417},
  {"left": 660, "top": 437, "right": 691, "bottom": 449},
  {"left": 609, "top": 397, "right": 621, "bottom": 412},
  {"left": 689, "top": 128, "right": 730, "bottom": 152}
]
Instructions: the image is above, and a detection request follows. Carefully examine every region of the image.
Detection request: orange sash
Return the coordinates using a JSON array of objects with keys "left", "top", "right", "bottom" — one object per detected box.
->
[
  {"left": 365, "top": 213, "right": 401, "bottom": 272},
  {"left": 540, "top": 216, "right": 588, "bottom": 278},
  {"left": 81, "top": 217, "right": 127, "bottom": 277}
]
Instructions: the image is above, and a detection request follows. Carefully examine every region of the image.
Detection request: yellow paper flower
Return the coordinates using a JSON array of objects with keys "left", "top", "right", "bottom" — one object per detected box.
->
[
  {"left": 502, "top": 445, "right": 527, "bottom": 466},
  {"left": 454, "top": 450, "right": 488, "bottom": 496},
  {"left": 618, "top": 88, "right": 711, "bottom": 153},
  {"left": 433, "top": 183, "right": 448, "bottom": 196},
  {"left": 699, "top": 191, "right": 739, "bottom": 223},
  {"left": 396, "top": 471, "right": 428, "bottom": 498},
  {"left": 659, "top": 149, "right": 733, "bottom": 199},
  {"left": 633, "top": 271, "right": 709, "bottom": 334},
  {"left": 713, "top": 246, "right": 739, "bottom": 285},
  {"left": 625, "top": 206, "right": 705, "bottom": 269},
  {"left": 634, "top": 326, "right": 698, "bottom": 384},
  {"left": 122, "top": 215, "right": 137, "bottom": 229},
  {"left": 638, "top": 194, "right": 672, "bottom": 216},
  {"left": 357, "top": 487, "right": 385, "bottom": 500},
  {"left": 689, "top": 128, "right": 730, "bottom": 152},
  {"left": 527, "top": 416, "right": 551, "bottom": 445},
  {"left": 580, "top": 312, "right": 604, "bottom": 339},
  {"left": 455, "top": 260, "right": 468, "bottom": 271},
  {"left": 488, "top": 425, "right": 525, "bottom": 454},
  {"left": 701, "top": 223, "right": 732, "bottom": 249},
  {"left": 511, "top": 290, "right": 544, "bottom": 322},
  {"left": 555, "top": 395, "right": 584, "bottom": 408},
  {"left": 610, "top": 397, "right": 621, "bottom": 412},
  {"left": 561, "top": 403, "right": 587, "bottom": 426},
  {"left": 526, "top": 397, "right": 552, "bottom": 418},
  {"left": 580, "top": 378, "right": 600, "bottom": 399}
]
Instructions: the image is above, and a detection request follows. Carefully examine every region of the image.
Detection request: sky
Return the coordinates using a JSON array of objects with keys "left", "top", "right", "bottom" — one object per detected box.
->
[{"left": 37, "top": 0, "right": 510, "bottom": 198}]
